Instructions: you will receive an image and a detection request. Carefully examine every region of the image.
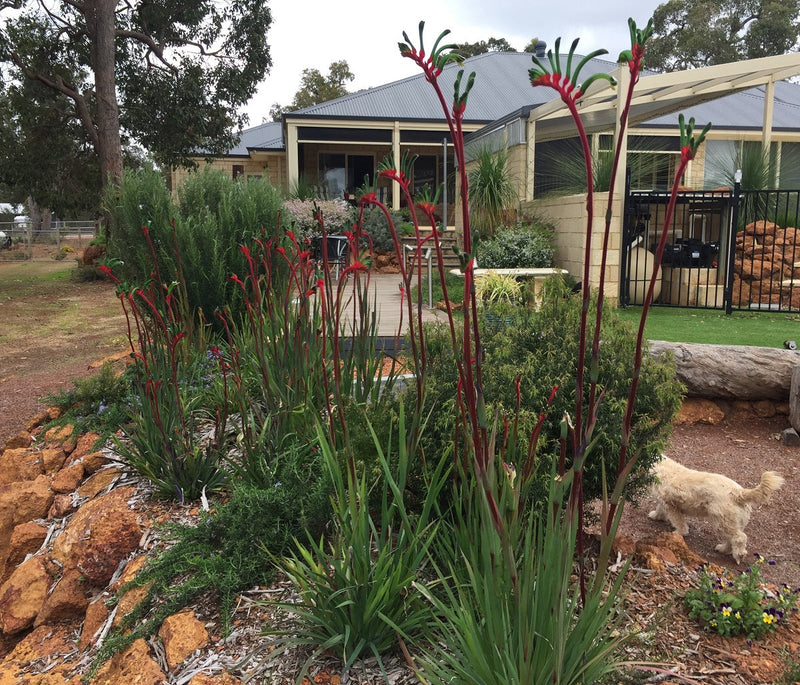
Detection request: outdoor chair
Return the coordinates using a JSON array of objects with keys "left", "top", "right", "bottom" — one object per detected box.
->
[{"left": 311, "top": 235, "right": 350, "bottom": 279}]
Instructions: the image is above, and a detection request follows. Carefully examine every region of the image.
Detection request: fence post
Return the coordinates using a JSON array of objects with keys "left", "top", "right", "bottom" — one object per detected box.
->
[{"left": 724, "top": 181, "right": 741, "bottom": 315}]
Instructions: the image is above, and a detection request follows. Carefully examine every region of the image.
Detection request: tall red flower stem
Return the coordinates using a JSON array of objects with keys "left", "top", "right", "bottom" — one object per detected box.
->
[
  {"left": 590, "top": 20, "right": 653, "bottom": 438},
  {"left": 399, "top": 22, "right": 490, "bottom": 478},
  {"left": 605, "top": 115, "right": 711, "bottom": 534}
]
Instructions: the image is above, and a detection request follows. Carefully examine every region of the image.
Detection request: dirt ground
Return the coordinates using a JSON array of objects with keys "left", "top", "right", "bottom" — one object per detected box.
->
[
  {"left": 0, "top": 259, "right": 128, "bottom": 443},
  {"left": 2, "top": 260, "right": 799, "bottom": 584},
  {"left": 621, "top": 413, "right": 800, "bottom": 588},
  {"left": 0, "top": 259, "right": 799, "bottom": 683}
]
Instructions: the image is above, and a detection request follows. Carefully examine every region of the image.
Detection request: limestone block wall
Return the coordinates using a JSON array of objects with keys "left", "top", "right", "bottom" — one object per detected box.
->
[{"left": 523, "top": 191, "right": 623, "bottom": 300}]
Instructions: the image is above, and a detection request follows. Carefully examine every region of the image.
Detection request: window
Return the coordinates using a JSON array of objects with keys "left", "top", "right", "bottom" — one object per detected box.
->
[
  {"left": 232, "top": 164, "right": 245, "bottom": 179},
  {"left": 318, "top": 153, "right": 375, "bottom": 198}
]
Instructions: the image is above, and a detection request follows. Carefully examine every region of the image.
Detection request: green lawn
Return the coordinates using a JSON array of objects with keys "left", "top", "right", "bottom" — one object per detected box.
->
[{"left": 616, "top": 305, "right": 800, "bottom": 348}]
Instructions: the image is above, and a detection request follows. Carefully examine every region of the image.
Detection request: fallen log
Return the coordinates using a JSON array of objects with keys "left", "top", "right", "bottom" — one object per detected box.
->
[{"left": 647, "top": 340, "right": 800, "bottom": 400}]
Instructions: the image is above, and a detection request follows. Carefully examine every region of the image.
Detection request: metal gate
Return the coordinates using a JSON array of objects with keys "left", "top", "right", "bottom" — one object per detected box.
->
[{"left": 621, "top": 186, "right": 800, "bottom": 314}]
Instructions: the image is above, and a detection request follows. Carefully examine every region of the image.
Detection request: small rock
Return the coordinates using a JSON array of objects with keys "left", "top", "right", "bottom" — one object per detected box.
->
[
  {"left": 66, "top": 431, "right": 102, "bottom": 465},
  {"left": 1, "top": 521, "right": 48, "bottom": 583},
  {"left": 24, "top": 411, "right": 49, "bottom": 433},
  {"left": 782, "top": 427, "right": 800, "bottom": 446},
  {"left": 0, "top": 625, "right": 76, "bottom": 681},
  {"left": 35, "top": 566, "right": 91, "bottom": 627},
  {"left": 0, "top": 555, "right": 51, "bottom": 634},
  {"left": 77, "top": 467, "right": 122, "bottom": 498},
  {"left": 188, "top": 674, "right": 245, "bottom": 684},
  {"left": 48, "top": 493, "right": 76, "bottom": 518},
  {"left": 52, "top": 461, "right": 85, "bottom": 493},
  {"left": 80, "top": 450, "right": 109, "bottom": 476},
  {"left": 80, "top": 595, "right": 111, "bottom": 650},
  {"left": 159, "top": 609, "right": 210, "bottom": 670},
  {"left": 675, "top": 398, "right": 725, "bottom": 425},
  {"left": 40, "top": 447, "right": 68, "bottom": 474},
  {"left": 0, "top": 448, "right": 43, "bottom": 484},
  {"left": 1, "top": 430, "right": 32, "bottom": 451},
  {"left": 44, "top": 424, "right": 74, "bottom": 448},
  {"left": 90, "top": 637, "right": 167, "bottom": 685},
  {"left": 51, "top": 486, "right": 141, "bottom": 586}
]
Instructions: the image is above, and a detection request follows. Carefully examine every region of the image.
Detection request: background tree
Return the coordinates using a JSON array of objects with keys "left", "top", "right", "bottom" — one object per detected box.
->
[
  {"left": 0, "top": 0, "right": 273, "bottom": 194},
  {"left": 455, "top": 37, "right": 517, "bottom": 58},
  {"left": 272, "top": 60, "right": 354, "bottom": 119},
  {"left": 647, "top": 0, "right": 800, "bottom": 71},
  {"left": 0, "top": 75, "right": 103, "bottom": 220}
]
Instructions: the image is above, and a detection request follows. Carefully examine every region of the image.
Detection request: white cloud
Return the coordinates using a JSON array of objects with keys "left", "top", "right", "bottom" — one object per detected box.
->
[{"left": 242, "top": 0, "right": 663, "bottom": 124}]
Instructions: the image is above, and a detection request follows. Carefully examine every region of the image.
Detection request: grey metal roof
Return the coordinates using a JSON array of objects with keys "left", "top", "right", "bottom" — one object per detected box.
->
[
  {"left": 229, "top": 120, "right": 284, "bottom": 155},
  {"left": 287, "top": 51, "right": 622, "bottom": 123},
  {"left": 236, "top": 51, "right": 800, "bottom": 151},
  {"left": 645, "top": 80, "right": 800, "bottom": 131}
]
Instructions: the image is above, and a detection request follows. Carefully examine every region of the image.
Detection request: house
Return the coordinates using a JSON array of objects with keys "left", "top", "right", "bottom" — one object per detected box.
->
[{"left": 171, "top": 47, "right": 800, "bottom": 300}]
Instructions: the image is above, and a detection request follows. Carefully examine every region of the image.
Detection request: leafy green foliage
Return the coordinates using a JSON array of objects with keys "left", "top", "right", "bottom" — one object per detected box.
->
[
  {"left": 0, "top": 78, "right": 103, "bottom": 217},
  {"left": 359, "top": 207, "right": 407, "bottom": 253},
  {"left": 268, "top": 418, "right": 449, "bottom": 680},
  {"left": 271, "top": 60, "right": 354, "bottom": 119},
  {"left": 410, "top": 278, "right": 683, "bottom": 506},
  {"left": 1, "top": 0, "right": 275, "bottom": 174},
  {"left": 43, "top": 361, "right": 133, "bottom": 437},
  {"left": 648, "top": 0, "right": 800, "bottom": 72},
  {"left": 476, "top": 218, "right": 555, "bottom": 269},
  {"left": 94, "top": 473, "right": 332, "bottom": 671},
  {"left": 467, "top": 146, "right": 519, "bottom": 239},
  {"left": 413, "top": 462, "right": 632, "bottom": 685},
  {"left": 685, "top": 557, "right": 799, "bottom": 639},
  {"left": 454, "top": 36, "right": 518, "bottom": 57},
  {"left": 106, "top": 167, "right": 286, "bottom": 325}
]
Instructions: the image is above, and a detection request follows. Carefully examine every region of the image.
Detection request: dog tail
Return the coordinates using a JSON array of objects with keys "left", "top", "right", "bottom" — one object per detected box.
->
[{"left": 736, "top": 471, "right": 785, "bottom": 505}]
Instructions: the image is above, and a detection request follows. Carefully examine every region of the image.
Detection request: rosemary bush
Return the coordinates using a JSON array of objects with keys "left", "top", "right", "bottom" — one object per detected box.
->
[{"left": 476, "top": 218, "right": 556, "bottom": 269}]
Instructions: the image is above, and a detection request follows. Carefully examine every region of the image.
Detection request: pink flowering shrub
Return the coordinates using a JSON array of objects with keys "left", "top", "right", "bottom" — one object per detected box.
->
[{"left": 281, "top": 198, "right": 354, "bottom": 239}]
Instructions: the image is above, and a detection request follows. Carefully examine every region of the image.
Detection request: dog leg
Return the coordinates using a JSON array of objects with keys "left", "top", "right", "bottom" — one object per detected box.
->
[
  {"left": 664, "top": 505, "right": 689, "bottom": 536},
  {"left": 648, "top": 501, "right": 670, "bottom": 522}
]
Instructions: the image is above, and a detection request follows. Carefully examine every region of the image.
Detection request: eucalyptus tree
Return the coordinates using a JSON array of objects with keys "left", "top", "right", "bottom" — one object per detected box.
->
[
  {"left": 0, "top": 0, "right": 273, "bottom": 191},
  {"left": 648, "top": 0, "right": 800, "bottom": 71}
]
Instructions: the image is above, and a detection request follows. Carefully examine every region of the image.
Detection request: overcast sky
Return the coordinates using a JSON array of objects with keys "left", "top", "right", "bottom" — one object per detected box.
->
[{"left": 241, "top": 0, "right": 666, "bottom": 124}]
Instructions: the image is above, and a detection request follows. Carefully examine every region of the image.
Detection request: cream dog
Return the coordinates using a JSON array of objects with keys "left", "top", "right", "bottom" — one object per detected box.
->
[{"left": 648, "top": 456, "right": 784, "bottom": 563}]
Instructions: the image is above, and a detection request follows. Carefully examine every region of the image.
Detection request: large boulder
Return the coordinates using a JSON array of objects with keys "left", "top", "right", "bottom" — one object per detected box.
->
[
  {"left": 51, "top": 487, "right": 141, "bottom": 586},
  {"left": 0, "top": 556, "right": 51, "bottom": 634}
]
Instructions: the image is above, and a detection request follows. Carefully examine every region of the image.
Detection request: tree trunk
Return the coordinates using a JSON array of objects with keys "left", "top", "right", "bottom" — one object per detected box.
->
[
  {"left": 84, "top": 0, "right": 123, "bottom": 189},
  {"left": 648, "top": 340, "right": 800, "bottom": 400}
]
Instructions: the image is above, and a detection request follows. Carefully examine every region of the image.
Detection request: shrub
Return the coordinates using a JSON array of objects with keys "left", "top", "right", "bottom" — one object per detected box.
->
[
  {"left": 105, "top": 167, "right": 177, "bottom": 285},
  {"left": 43, "top": 360, "right": 132, "bottom": 436},
  {"left": 408, "top": 277, "right": 683, "bottom": 506},
  {"left": 267, "top": 418, "right": 449, "bottom": 681},
  {"left": 359, "top": 207, "right": 406, "bottom": 253},
  {"left": 106, "top": 167, "right": 287, "bottom": 325},
  {"left": 477, "top": 218, "right": 556, "bottom": 269},
  {"left": 685, "top": 556, "right": 799, "bottom": 639},
  {"left": 467, "top": 145, "right": 518, "bottom": 239},
  {"left": 95, "top": 472, "right": 333, "bottom": 669},
  {"left": 281, "top": 198, "right": 354, "bottom": 240}
]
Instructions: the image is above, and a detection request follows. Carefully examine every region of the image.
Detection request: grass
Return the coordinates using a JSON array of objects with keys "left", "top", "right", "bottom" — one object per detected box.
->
[
  {"left": 616, "top": 306, "right": 800, "bottom": 348},
  {"left": 415, "top": 271, "right": 800, "bottom": 348}
]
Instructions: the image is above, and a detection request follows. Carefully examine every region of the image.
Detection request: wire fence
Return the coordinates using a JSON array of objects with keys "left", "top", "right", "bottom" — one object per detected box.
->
[{"left": 0, "top": 220, "right": 99, "bottom": 262}]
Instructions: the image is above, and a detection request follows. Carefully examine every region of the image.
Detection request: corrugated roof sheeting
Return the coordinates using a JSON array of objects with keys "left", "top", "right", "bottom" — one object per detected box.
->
[
  {"left": 292, "top": 51, "right": 611, "bottom": 122},
  {"left": 241, "top": 50, "right": 800, "bottom": 149}
]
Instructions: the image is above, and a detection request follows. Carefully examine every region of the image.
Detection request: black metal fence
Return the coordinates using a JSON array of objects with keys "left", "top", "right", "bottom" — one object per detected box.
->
[{"left": 621, "top": 186, "right": 800, "bottom": 313}]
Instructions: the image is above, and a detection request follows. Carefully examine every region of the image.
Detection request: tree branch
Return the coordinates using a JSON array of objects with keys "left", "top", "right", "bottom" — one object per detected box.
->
[{"left": 8, "top": 51, "right": 99, "bottom": 150}]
